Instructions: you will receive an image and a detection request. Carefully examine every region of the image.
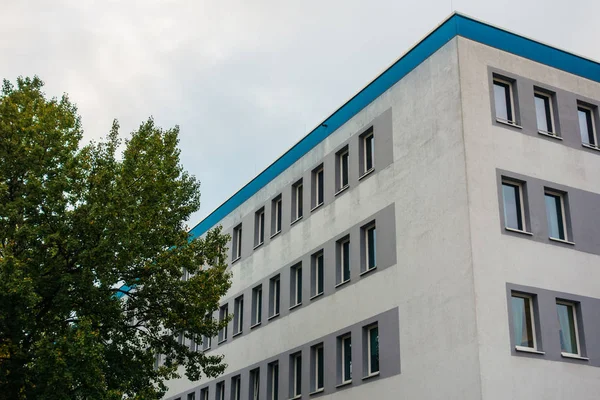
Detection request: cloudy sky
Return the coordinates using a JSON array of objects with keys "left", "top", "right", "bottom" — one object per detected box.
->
[{"left": 2, "top": 0, "right": 599, "bottom": 229}]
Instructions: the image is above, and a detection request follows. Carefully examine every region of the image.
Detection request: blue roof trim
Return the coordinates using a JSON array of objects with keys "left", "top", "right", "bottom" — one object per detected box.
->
[{"left": 189, "top": 13, "right": 600, "bottom": 240}]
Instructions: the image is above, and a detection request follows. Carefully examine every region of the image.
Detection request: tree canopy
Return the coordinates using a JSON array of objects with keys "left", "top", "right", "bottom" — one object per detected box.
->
[{"left": 0, "top": 77, "right": 231, "bottom": 399}]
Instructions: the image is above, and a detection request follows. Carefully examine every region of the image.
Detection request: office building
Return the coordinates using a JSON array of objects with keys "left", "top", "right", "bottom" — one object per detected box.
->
[{"left": 165, "top": 13, "right": 600, "bottom": 400}]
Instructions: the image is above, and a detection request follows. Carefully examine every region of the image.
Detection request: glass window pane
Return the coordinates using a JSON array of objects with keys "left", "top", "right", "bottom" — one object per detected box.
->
[
  {"left": 545, "top": 193, "right": 565, "bottom": 240},
  {"left": 367, "top": 227, "right": 376, "bottom": 269},
  {"left": 557, "top": 303, "right": 578, "bottom": 354},
  {"left": 494, "top": 83, "right": 510, "bottom": 121},
  {"left": 295, "top": 356, "right": 302, "bottom": 395},
  {"left": 298, "top": 185, "right": 303, "bottom": 217},
  {"left": 343, "top": 337, "right": 352, "bottom": 381},
  {"left": 342, "top": 241, "right": 350, "bottom": 282},
  {"left": 535, "top": 95, "right": 549, "bottom": 132},
  {"left": 297, "top": 267, "right": 302, "bottom": 304},
  {"left": 502, "top": 183, "right": 523, "bottom": 230},
  {"left": 342, "top": 153, "right": 349, "bottom": 187},
  {"left": 365, "top": 135, "right": 374, "bottom": 171},
  {"left": 317, "top": 256, "right": 324, "bottom": 294},
  {"left": 511, "top": 296, "right": 535, "bottom": 348},
  {"left": 317, "top": 347, "right": 324, "bottom": 389},
  {"left": 273, "top": 364, "right": 279, "bottom": 400},
  {"left": 578, "top": 108, "right": 595, "bottom": 145},
  {"left": 369, "top": 327, "right": 379, "bottom": 374}
]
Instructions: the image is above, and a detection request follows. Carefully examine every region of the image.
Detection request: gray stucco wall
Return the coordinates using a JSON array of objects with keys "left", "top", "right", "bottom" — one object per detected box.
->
[
  {"left": 506, "top": 283, "right": 600, "bottom": 367},
  {"left": 224, "top": 108, "right": 394, "bottom": 266},
  {"left": 167, "top": 307, "right": 400, "bottom": 400},
  {"left": 205, "top": 203, "right": 396, "bottom": 349},
  {"left": 496, "top": 168, "right": 600, "bottom": 256}
]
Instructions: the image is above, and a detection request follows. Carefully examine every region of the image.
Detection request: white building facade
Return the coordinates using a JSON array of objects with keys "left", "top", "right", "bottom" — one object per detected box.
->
[{"left": 165, "top": 13, "right": 600, "bottom": 400}]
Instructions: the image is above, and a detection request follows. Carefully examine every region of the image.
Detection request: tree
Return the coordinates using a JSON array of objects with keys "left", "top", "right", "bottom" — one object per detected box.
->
[{"left": 0, "top": 77, "right": 232, "bottom": 399}]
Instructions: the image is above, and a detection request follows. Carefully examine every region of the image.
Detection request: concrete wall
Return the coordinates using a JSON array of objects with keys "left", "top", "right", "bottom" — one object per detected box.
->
[
  {"left": 166, "top": 37, "right": 483, "bottom": 400},
  {"left": 457, "top": 36, "right": 600, "bottom": 400}
]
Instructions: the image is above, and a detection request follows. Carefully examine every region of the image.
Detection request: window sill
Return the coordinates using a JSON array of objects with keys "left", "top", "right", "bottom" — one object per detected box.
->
[
  {"left": 291, "top": 216, "right": 303, "bottom": 226},
  {"left": 309, "top": 388, "right": 324, "bottom": 396},
  {"left": 311, "top": 202, "right": 324, "bottom": 212},
  {"left": 359, "top": 168, "right": 375, "bottom": 181},
  {"left": 289, "top": 302, "right": 302, "bottom": 311},
  {"left": 496, "top": 118, "right": 522, "bottom": 129},
  {"left": 232, "top": 331, "right": 242, "bottom": 338},
  {"left": 360, "top": 266, "right": 377, "bottom": 277},
  {"left": 270, "top": 230, "right": 281, "bottom": 239},
  {"left": 253, "top": 242, "right": 264, "bottom": 250},
  {"left": 336, "top": 380, "right": 352, "bottom": 388},
  {"left": 582, "top": 143, "right": 600, "bottom": 152},
  {"left": 505, "top": 227, "right": 533, "bottom": 236},
  {"left": 538, "top": 130, "right": 562, "bottom": 140},
  {"left": 335, "top": 279, "right": 351, "bottom": 288},
  {"left": 362, "top": 371, "right": 380, "bottom": 381},
  {"left": 231, "top": 256, "right": 241, "bottom": 264},
  {"left": 250, "top": 322, "right": 261, "bottom": 329},
  {"left": 515, "top": 346, "right": 545, "bottom": 355},
  {"left": 561, "top": 352, "right": 589, "bottom": 361},
  {"left": 289, "top": 395, "right": 302, "bottom": 400},
  {"left": 310, "top": 292, "right": 324, "bottom": 300},
  {"left": 267, "top": 312, "right": 280, "bottom": 321},
  {"left": 217, "top": 338, "right": 227, "bottom": 345},
  {"left": 549, "top": 237, "right": 575, "bottom": 245},
  {"left": 335, "top": 185, "right": 349, "bottom": 196}
]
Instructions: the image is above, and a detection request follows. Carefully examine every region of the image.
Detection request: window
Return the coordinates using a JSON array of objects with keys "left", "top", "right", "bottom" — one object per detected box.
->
[
  {"left": 255, "top": 208, "right": 265, "bottom": 247},
  {"left": 545, "top": 190, "right": 568, "bottom": 241},
  {"left": 511, "top": 293, "right": 537, "bottom": 350},
  {"left": 339, "top": 334, "right": 352, "bottom": 383},
  {"left": 250, "top": 368, "right": 260, "bottom": 400},
  {"left": 290, "top": 352, "right": 302, "bottom": 398},
  {"left": 556, "top": 301, "right": 581, "bottom": 356},
  {"left": 361, "top": 132, "right": 375, "bottom": 174},
  {"left": 337, "top": 237, "right": 350, "bottom": 285},
  {"left": 233, "top": 296, "right": 243, "bottom": 335},
  {"left": 311, "top": 251, "right": 324, "bottom": 298},
  {"left": 271, "top": 195, "right": 282, "bottom": 236},
  {"left": 292, "top": 180, "right": 303, "bottom": 222},
  {"left": 502, "top": 180, "right": 527, "bottom": 232},
  {"left": 218, "top": 304, "right": 228, "bottom": 342},
  {"left": 201, "top": 333, "right": 211, "bottom": 351},
  {"left": 578, "top": 104, "right": 597, "bottom": 147},
  {"left": 312, "top": 164, "right": 324, "bottom": 209},
  {"left": 269, "top": 274, "right": 281, "bottom": 318},
  {"left": 200, "top": 388, "right": 209, "bottom": 400},
  {"left": 362, "top": 223, "right": 376, "bottom": 273},
  {"left": 268, "top": 362, "right": 279, "bottom": 400},
  {"left": 251, "top": 285, "right": 262, "bottom": 326},
  {"left": 311, "top": 344, "right": 324, "bottom": 392},
  {"left": 233, "top": 224, "right": 242, "bottom": 261},
  {"left": 188, "top": 393, "right": 196, "bottom": 400},
  {"left": 231, "top": 376, "right": 241, "bottom": 400},
  {"left": 336, "top": 147, "right": 349, "bottom": 191},
  {"left": 216, "top": 381, "right": 225, "bottom": 400},
  {"left": 493, "top": 77, "right": 516, "bottom": 124},
  {"left": 534, "top": 91, "right": 555, "bottom": 134},
  {"left": 290, "top": 263, "right": 302, "bottom": 308},
  {"left": 366, "top": 324, "right": 379, "bottom": 376}
]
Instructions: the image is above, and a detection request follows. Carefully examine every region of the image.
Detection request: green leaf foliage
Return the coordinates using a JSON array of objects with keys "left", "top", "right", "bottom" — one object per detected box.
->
[{"left": 0, "top": 77, "right": 232, "bottom": 399}]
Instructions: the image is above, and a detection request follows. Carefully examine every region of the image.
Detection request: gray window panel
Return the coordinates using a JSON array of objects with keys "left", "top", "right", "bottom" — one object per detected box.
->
[
  {"left": 231, "top": 376, "right": 241, "bottom": 400},
  {"left": 368, "top": 326, "right": 379, "bottom": 375},
  {"left": 506, "top": 283, "right": 600, "bottom": 367},
  {"left": 367, "top": 226, "right": 376, "bottom": 270},
  {"left": 249, "top": 369, "right": 260, "bottom": 400},
  {"left": 502, "top": 183, "right": 523, "bottom": 230},
  {"left": 234, "top": 296, "right": 244, "bottom": 335},
  {"left": 252, "top": 285, "right": 262, "bottom": 325},
  {"left": 169, "top": 308, "right": 401, "bottom": 400},
  {"left": 200, "top": 388, "right": 209, "bottom": 400},
  {"left": 219, "top": 305, "right": 228, "bottom": 342},
  {"left": 341, "top": 151, "right": 349, "bottom": 188},
  {"left": 311, "top": 252, "right": 324, "bottom": 297}
]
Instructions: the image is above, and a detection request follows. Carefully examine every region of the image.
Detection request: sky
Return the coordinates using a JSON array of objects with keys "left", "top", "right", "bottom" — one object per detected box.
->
[{"left": 1, "top": 0, "right": 599, "bottom": 230}]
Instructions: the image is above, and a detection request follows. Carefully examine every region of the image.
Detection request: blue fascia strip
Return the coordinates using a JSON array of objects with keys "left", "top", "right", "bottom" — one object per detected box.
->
[{"left": 189, "top": 14, "right": 600, "bottom": 240}]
